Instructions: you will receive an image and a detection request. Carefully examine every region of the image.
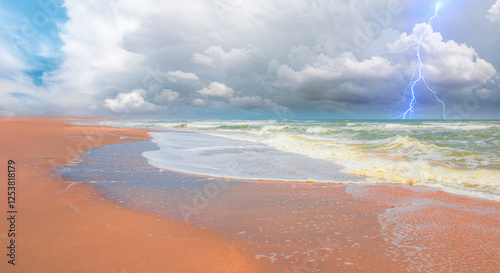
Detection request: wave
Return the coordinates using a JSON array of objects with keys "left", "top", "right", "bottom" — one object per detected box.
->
[
  {"left": 143, "top": 131, "right": 365, "bottom": 183},
  {"left": 256, "top": 133, "right": 500, "bottom": 200},
  {"left": 305, "top": 126, "right": 331, "bottom": 134},
  {"left": 366, "top": 135, "right": 450, "bottom": 152},
  {"left": 383, "top": 122, "right": 500, "bottom": 131},
  {"left": 97, "top": 119, "right": 500, "bottom": 201}
]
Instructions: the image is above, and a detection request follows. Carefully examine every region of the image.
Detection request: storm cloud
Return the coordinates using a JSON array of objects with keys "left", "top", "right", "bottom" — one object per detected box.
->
[{"left": 0, "top": 0, "right": 499, "bottom": 119}]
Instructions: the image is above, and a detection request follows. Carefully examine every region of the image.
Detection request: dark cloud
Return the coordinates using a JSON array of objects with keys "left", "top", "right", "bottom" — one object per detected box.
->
[{"left": 0, "top": 0, "right": 499, "bottom": 118}]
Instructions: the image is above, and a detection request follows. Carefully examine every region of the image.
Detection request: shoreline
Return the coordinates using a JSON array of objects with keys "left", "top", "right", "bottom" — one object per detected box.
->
[
  {"left": 85, "top": 119, "right": 499, "bottom": 204},
  {"left": 139, "top": 127, "right": 499, "bottom": 203},
  {"left": 59, "top": 132, "right": 500, "bottom": 272},
  {"left": 0, "top": 117, "right": 267, "bottom": 272},
  {"left": 2, "top": 117, "right": 499, "bottom": 272}
]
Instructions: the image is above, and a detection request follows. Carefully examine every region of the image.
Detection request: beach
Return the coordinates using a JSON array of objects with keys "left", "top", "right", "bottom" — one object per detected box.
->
[
  {"left": 1, "top": 117, "right": 499, "bottom": 272},
  {"left": 0, "top": 118, "right": 266, "bottom": 272},
  {"left": 2, "top": 0, "right": 500, "bottom": 271}
]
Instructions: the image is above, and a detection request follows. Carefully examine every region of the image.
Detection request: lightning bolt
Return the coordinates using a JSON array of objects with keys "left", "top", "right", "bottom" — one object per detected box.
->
[{"left": 390, "top": 2, "right": 447, "bottom": 119}]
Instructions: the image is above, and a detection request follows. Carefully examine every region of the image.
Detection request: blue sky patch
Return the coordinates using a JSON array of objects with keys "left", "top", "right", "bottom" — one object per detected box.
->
[{"left": 0, "top": 0, "right": 68, "bottom": 86}]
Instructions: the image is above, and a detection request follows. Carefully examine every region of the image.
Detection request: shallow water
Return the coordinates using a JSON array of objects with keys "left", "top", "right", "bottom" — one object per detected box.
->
[
  {"left": 57, "top": 140, "right": 389, "bottom": 270},
  {"left": 95, "top": 119, "right": 500, "bottom": 201},
  {"left": 57, "top": 139, "right": 500, "bottom": 272}
]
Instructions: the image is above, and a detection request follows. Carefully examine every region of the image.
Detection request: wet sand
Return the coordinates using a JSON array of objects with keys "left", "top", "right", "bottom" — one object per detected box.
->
[
  {"left": 1, "top": 117, "right": 499, "bottom": 272},
  {"left": 0, "top": 118, "right": 266, "bottom": 272},
  {"left": 60, "top": 137, "right": 500, "bottom": 272}
]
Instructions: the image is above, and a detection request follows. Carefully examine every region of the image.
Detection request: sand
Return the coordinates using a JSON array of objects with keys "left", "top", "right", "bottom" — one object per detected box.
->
[
  {"left": 0, "top": 117, "right": 266, "bottom": 272},
  {"left": 1, "top": 117, "right": 499, "bottom": 272}
]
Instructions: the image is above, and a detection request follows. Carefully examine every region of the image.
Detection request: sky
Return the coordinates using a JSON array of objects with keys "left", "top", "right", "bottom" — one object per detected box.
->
[{"left": 1, "top": 0, "right": 500, "bottom": 119}]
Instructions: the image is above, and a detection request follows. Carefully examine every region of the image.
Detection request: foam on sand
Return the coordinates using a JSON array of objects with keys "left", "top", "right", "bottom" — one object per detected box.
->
[
  {"left": 143, "top": 131, "right": 364, "bottom": 183},
  {"left": 255, "top": 133, "right": 500, "bottom": 201},
  {"left": 99, "top": 119, "right": 500, "bottom": 201}
]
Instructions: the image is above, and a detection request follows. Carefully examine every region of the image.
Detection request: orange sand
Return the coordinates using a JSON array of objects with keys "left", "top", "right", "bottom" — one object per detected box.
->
[
  {"left": 0, "top": 118, "right": 266, "bottom": 272},
  {"left": 1, "top": 117, "right": 499, "bottom": 272}
]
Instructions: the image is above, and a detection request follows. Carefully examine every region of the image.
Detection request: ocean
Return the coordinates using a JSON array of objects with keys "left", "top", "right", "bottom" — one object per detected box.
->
[{"left": 95, "top": 119, "right": 500, "bottom": 201}]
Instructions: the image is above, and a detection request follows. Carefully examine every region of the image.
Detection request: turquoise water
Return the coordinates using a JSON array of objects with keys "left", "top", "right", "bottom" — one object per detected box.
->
[{"left": 97, "top": 119, "right": 500, "bottom": 201}]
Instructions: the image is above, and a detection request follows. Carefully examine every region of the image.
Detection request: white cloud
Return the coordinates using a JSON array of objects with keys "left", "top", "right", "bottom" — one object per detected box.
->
[
  {"left": 488, "top": 0, "right": 500, "bottom": 22},
  {"left": 191, "top": 98, "right": 206, "bottom": 106},
  {"left": 197, "top": 81, "right": 235, "bottom": 98},
  {"left": 286, "top": 44, "right": 320, "bottom": 70},
  {"left": 476, "top": 88, "right": 492, "bottom": 100},
  {"left": 389, "top": 23, "right": 497, "bottom": 95},
  {"left": 1, "top": 0, "right": 499, "bottom": 118},
  {"left": 166, "top": 70, "right": 199, "bottom": 82},
  {"left": 153, "top": 89, "right": 180, "bottom": 104},
  {"left": 0, "top": 38, "right": 47, "bottom": 115},
  {"left": 0, "top": 43, "right": 28, "bottom": 74},
  {"left": 271, "top": 21, "right": 497, "bottom": 112},
  {"left": 275, "top": 52, "right": 399, "bottom": 103},
  {"left": 0, "top": 110, "right": 15, "bottom": 117},
  {"left": 192, "top": 46, "right": 265, "bottom": 74},
  {"left": 104, "top": 89, "right": 156, "bottom": 112},
  {"left": 34, "top": 0, "right": 147, "bottom": 115}
]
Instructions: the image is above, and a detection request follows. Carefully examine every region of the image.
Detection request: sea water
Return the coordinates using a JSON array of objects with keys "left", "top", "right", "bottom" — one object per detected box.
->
[{"left": 96, "top": 119, "right": 500, "bottom": 201}]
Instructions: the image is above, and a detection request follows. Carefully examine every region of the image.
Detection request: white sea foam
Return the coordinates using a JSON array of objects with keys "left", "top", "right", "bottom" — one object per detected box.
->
[
  {"left": 99, "top": 119, "right": 500, "bottom": 201},
  {"left": 305, "top": 126, "right": 330, "bottom": 134},
  {"left": 143, "top": 131, "right": 364, "bottom": 183},
  {"left": 382, "top": 122, "right": 499, "bottom": 131},
  {"left": 255, "top": 133, "right": 500, "bottom": 200}
]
